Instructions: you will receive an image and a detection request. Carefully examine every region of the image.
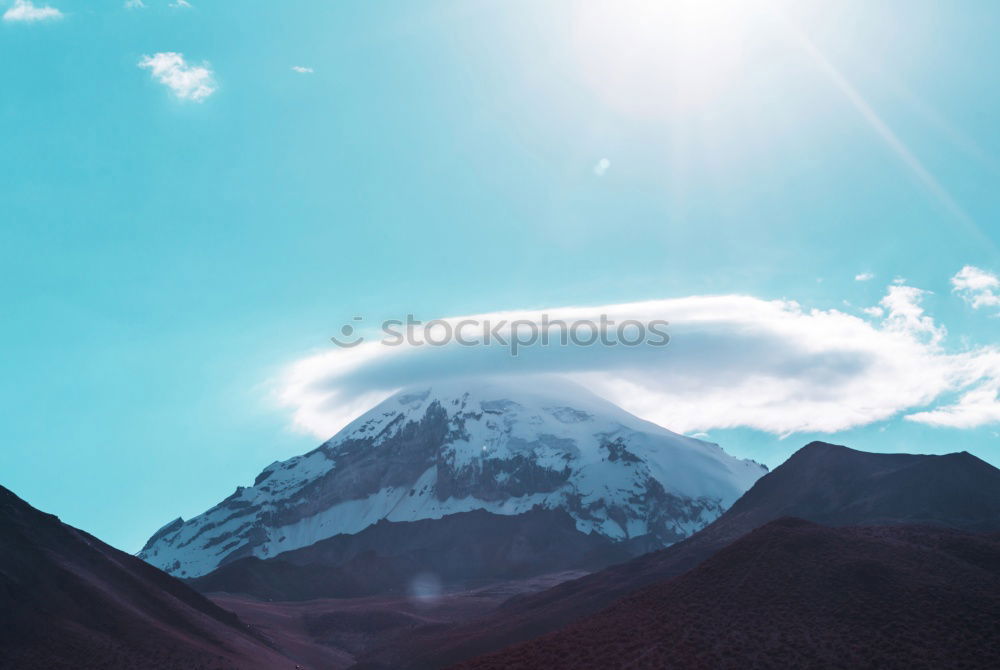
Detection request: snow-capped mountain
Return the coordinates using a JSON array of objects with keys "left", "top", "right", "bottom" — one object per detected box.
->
[{"left": 140, "top": 377, "right": 766, "bottom": 578}]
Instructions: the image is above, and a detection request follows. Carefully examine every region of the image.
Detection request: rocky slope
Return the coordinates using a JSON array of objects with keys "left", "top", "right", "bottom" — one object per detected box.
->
[
  {"left": 187, "top": 507, "right": 655, "bottom": 600},
  {"left": 0, "top": 485, "right": 298, "bottom": 670},
  {"left": 458, "top": 519, "right": 1000, "bottom": 670}
]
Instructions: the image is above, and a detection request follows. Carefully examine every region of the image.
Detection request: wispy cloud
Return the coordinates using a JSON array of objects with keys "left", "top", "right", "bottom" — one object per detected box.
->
[
  {"left": 593, "top": 158, "right": 611, "bottom": 176},
  {"left": 138, "top": 52, "right": 216, "bottom": 102},
  {"left": 291, "top": 66, "right": 314, "bottom": 74},
  {"left": 907, "top": 372, "right": 1000, "bottom": 429},
  {"left": 169, "top": 0, "right": 191, "bottom": 7},
  {"left": 276, "top": 281, "right": 1000, "bottom": 439},
  {"left": 854, "top": 272, "right": 874, "bottom": 281},
  {"left": 3, "top": 0, "right": 62, "bottom": 22},
  {"left": 952, "top": 265, "right": 1000, "bottom": 311},
  {"left": 124, "top": 0, "right": 145, "bottom": 9}
]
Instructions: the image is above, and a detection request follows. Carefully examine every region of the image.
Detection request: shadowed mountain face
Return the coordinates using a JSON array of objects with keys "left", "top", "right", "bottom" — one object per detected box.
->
[
  {"left": 364, "top": 441, "right": 1000, "bottom": 668},
  {"left": 0, "top": 485, "right": 297, "bottom": 670},
  {"left": 457, "top": 519, "right": 1000, "bottom": 670},
  {"left": 189, "top": 507, "right": 657, "bottom": 601},
  {"left": 717, "top": 441, "right": 1000, "bottom": 533}
]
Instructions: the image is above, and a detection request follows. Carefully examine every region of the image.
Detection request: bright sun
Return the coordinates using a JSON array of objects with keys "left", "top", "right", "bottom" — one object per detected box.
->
[{"left": 572, "top": 0, "right": 763, "bottom": 117}]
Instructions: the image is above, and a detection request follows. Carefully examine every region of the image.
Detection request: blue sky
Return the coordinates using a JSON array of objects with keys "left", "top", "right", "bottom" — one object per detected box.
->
[{"left": 2, "top": 0, "right": 999, "bottom": 552}]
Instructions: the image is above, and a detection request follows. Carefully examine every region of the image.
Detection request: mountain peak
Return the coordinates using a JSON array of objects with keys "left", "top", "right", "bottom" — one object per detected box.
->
[
  {"left": 790, "top": 440, "right": 858, "bottom": 457},
  {"left": 140, "top": 376, "right": 766, "bottom": 578},
  {"left": 723, "top": 440, "right": 1000, "bottom": 533},
  {"left": 797, "top": 440, "right": 849, "bottom": 450}
]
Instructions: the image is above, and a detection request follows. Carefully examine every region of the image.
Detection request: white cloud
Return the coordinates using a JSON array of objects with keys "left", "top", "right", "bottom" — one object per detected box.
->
[
  {"left": 169, "top": 0, "right": 191, "bottom": 7},
  {"left": 593, "top": 158, "right": 611, "bottom": 176},
  {"left": 907, "top": 369, "right": 1000, "bottom": 428},
  {"left": 276, "top": 283, "right": 1000, "bottom": 439},
  {"left": 854, "top": 272, "right": 874, "bottom": 281},
  {"left": 952, "top": 265, "right": 1000, "bottom": 311},
  {"left": 292, "top": 66, "right": 315, "bottom": 74},
  {"left": 138, "top": 52, "right": 216, "bottom": 102},
  {"left": 3, "top": 0, "right": 62, "bottom": 22},
  {"left": 878, "top": 284, "right": 946, "bottom": 345},
  {"left": 124, "top": 0, "right": 144, "bottom": 8}
]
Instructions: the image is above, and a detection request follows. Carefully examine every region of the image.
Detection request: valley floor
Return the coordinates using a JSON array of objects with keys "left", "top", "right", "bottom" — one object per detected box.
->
[{"left": 208, "top": 570, "right": 589, "bottom": 669}]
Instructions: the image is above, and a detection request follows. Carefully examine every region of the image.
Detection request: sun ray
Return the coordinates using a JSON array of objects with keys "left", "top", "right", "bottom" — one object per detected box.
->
[{"left": 769, "top": 6, "right": 998, "bottom": 257}]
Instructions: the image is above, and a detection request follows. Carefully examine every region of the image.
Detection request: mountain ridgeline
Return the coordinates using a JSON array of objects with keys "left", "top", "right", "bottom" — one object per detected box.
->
[{"left": 5, "top": 419, "right": 1000, "bottom": 669}]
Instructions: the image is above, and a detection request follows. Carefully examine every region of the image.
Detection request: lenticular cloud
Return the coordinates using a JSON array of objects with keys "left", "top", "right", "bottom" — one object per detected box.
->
[{"left": 276, "top": 283, "right": 1000, "bottom": 439}]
